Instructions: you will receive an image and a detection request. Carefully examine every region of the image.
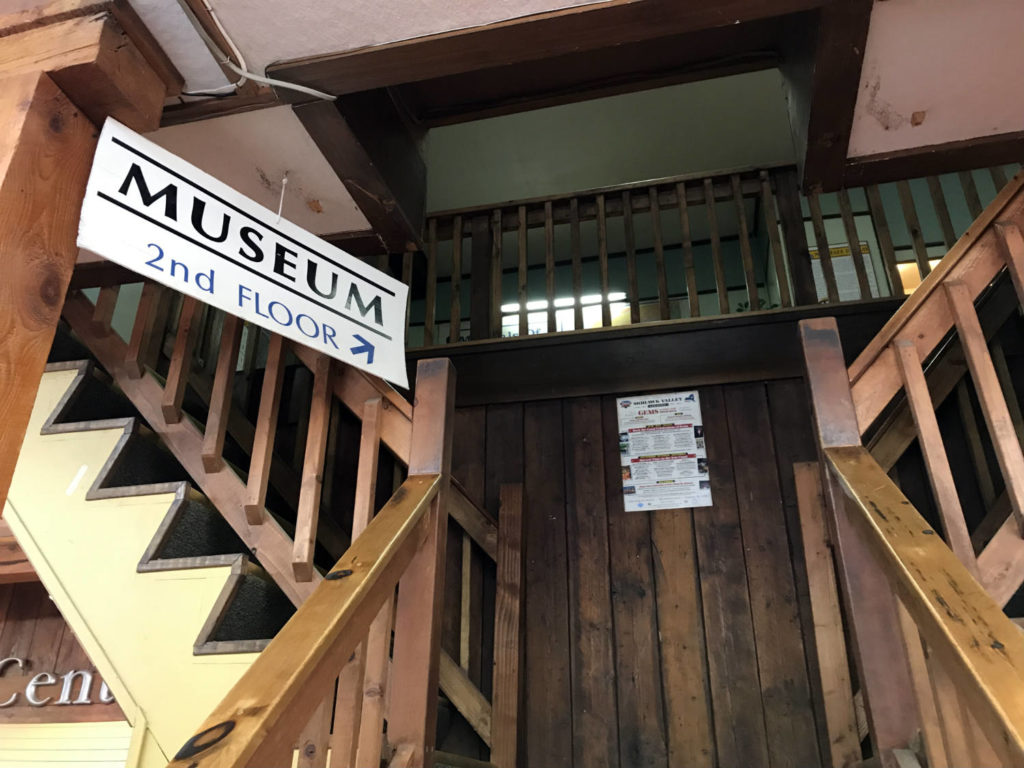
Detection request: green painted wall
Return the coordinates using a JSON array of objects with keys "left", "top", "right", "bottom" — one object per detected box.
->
[{"left": 424, "top": 69, "right": 797, "bottom": 212}]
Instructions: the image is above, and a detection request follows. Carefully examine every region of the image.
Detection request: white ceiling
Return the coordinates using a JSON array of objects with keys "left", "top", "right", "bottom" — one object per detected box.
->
[
  {"left": 128, "top": 0, "right": 229, "bottom": 92},
  {"left": 149, "top": 105, "right": 369, "bottom": 235},
  {"left": 848, "top": 0, "right": 1024, "bottom": 157}
]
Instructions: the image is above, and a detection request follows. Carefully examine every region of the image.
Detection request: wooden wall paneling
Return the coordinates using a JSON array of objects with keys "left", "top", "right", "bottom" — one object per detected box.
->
[
  {"left": 692, "top": 386, "right": 770, "bottom": 768},
  {"left": 649, "top": 505, "right": 714, "bottom": 768},
  {"left": 766, "top": 378, "right": 831, "bottom": 755},
  {"left": 564, "top": 397, "right": 619, "bottom": 768},
  {"left": 521, "top": 400, "right": 571, "bottom": 768},
  {"left": 490, "top": 483, "right": 524, "bottom": 768},
  {"left": 794, "top": 462, "right": 861, "bottom": 768},
  {"left": 601, "top": 397, "right": 667, "bottom": 767},
  {"left": 725, "top": 383, "right": 821, "bottom": 768}
]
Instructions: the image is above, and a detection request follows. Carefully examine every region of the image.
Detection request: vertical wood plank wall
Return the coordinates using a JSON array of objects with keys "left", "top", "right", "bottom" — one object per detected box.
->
[{"left": 448, "top": 378, "right": 828, "bottom": 768}]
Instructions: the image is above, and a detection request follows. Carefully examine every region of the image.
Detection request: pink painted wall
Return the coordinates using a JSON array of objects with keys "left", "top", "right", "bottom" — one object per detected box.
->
[{"left": 848, "top": 0, "right": 1024, "bottom": 157}]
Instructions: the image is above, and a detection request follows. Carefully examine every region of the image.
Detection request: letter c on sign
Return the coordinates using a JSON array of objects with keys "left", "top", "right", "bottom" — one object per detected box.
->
[{"left": 0, "top": 658, "right": 25, "bottom": 707}]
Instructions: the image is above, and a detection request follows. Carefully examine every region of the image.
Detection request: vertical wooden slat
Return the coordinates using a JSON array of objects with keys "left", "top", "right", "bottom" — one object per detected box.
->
[
  {"left": 865, "top": 184, "right": 903, "bottom": 297},
  {"left": 993, "top": 341, "right": 1024, "bottom": 442},
  {"left": 897, "top": 180, "right": 932, "bottom": 279},
  {"left": 389, "top": 359, "right": 456, "bottom": 764},
  {"left": 807, "top": 192, "right": 840, "bottom": 303},
  {"left": 517, "top": 205, "right": 528, "bottom": 337},
  {"left": 677, "top": 181, "right": 701, "bottom": 317},
  {"left": 470, "top": 215, "right": 493, "bottom": 341},
  {"left": 957, "top": 380, "right": 997, "bottom": 510},
  {"left": 354, "top": 589, "right": 395, "bottom": 768},
  {"left": 449, "top": 214, "right": 463, "bottom": 344},
  {"left": 125, "top": 282, "right": 160, "bottom": 378},
  {"left": 332, "top": 396, "right": 383, "bottom": 768},
  {"left": 760, "top": 172, "right": 791, "bottom": 308},
  {"left": 243, "top": 333, "right": 287, "bottom": 525},
  {"left": 959, "top": 171, "right": 984, "bottom": 218},
  {"left": 945, "top": 280, "right": 1024, "bottom": 534},
  {"left": 837, "top": 189, "right": 872, "bottom": 299},
  {"left": 996, "top": 222, "right": 1024, "bottom": 308},
  {"left": 544, "top": 200, "right": 556, "bottom": 333},
  {"left": 491, "top": 483, "right": 524, "bottom": 768},
  {"left": 703, "top": 177, "right": 731, "bottom": 315},
  {"left": 895, "top": 603, "right": 949, "bottom": 768},
  {"left": 928, "top": 654, "right": 975, "bottom": 767},
  {"left": 490, "top": 209, "right": 503, "bottom": 338},
  {"left": 160, "top": 296, "right": 202, "bottom": 424},
  {"left": 570, "top": 198, "right": 584, "bottom": 331},
  {"left": 795, "top": 462, "right": 860, "bottom": 768},
  {"left": 623, "top": 191, "right": 641, "bottom": 323},
  {"left": 651, "top": 185, "right": 670, "bottom": 320},
  {"left": 423, "top": 218, "right": 437, "bottom": 346},
  {"left": 292, "top": 354, "right": 333, "bottom": 582},
  {"left": 927, "top": 176, "right": 957, "bottom": 249},
  {"left": 91, "top": 285, "right": 119, "bottom": 335},
  {"left": 991, "top": 165, "right": 1009, "bottom": 192},
  {"left": 731, "top": 175, "right": 759, "bottom": 310},
  {"left": 597, "top": 193, "right": 611, "bottom": 326},
  {"left": 773, "top": 168, "right": 818, "bottom": 306},
  {"left": 201, "top": 313, "right": 243, "bottom": 473},
  {"left": 296, "top": 699, "right": 332, "bottom": 768},
  {"left": 893, "top": 339, "right": 979, "bottom": 577},
  {"left": 460, "top": 532, "right": 472, "bottom": 670}
]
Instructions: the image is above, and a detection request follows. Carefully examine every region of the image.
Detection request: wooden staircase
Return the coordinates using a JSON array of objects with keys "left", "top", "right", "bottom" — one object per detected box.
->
[
  {"left": 41, "top": 287, "right": 520, "bottom": 766},
  {"left": 801, "top": 169, "right": 1024, "bottom": 767}
]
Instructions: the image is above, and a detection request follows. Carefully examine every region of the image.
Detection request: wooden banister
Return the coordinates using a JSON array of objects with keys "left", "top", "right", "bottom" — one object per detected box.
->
[{"left": 165, "top": 473, "right": 441, "bottom": 768}]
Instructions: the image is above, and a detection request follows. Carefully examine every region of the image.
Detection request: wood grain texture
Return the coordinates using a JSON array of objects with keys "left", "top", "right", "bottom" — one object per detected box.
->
[
  {"left": 243, "top": 333, "right": 287, "bottom": 525},
  {"left": 490, "top": 484, "right": 523, "bottom": 768},
  {"left": 0, "top": 72, "right": 95, "bottom": 512},
  {"left": 694, "top": 387, "right": 770, "bottom": 768},
  {"left": 160, "top": 296, "right": 201, "bottom": 425},
  {"left": 726, "top": 384, "right": 820, "bottom": 768},
  {"left": 200, "top": 313, "right": 243, "bottom": 473},
  {"left": 292, "top": 354, "right": 333, "bottom": 581}
]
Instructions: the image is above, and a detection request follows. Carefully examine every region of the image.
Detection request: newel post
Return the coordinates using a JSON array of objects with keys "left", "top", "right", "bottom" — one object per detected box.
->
[{"left": 388, "top": 358, "right": 456, "bottom": 765}]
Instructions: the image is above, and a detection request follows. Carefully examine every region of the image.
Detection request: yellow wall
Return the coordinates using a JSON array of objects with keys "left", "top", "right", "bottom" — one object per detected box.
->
[
  {"left": 5, "top": 369, "right": 260, "bottom": 760},
  {"left": 0, "top": 721, "right": 131, "bottom": 767}
]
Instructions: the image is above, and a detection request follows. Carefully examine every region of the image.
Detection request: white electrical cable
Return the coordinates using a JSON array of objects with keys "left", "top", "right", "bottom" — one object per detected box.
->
[{"left": 177, "top": 0, "right": 335, "bottom": 102}]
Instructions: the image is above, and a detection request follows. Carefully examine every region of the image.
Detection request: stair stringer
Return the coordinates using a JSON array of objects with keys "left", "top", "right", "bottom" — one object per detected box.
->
[{"left": 5, "top": 366, "right": 261, "bottom": 763}]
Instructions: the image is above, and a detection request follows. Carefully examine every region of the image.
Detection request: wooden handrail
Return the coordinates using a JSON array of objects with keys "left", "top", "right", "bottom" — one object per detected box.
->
[
  {"left": 165, "top": 472, "right": 442, "bottom": 768},
  {"left": 825, "top": 445, "right": 1024, "bottom": 766}
]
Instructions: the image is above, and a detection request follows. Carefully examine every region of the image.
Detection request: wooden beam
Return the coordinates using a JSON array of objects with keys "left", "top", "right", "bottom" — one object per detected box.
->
[
  {"left": 843, "top": 131, "right": 1024, "bottom": 189},
  {"left": 294, "top": 91, "right": 426, "bottom": 253},
  {"left": 0, "top": 72, "right": 95, "bottom": 512},
  {"left": 165, "top": 473, "right": 441, "bottom": 768},
  {"left": 439, "top": 651, "right": 492, "bottom": 747},
  {"left": 268, "top": 0, "right": 825, "bottom": 97},
  {"left": 490, "top": 484, "right": 524, "bottom": 768},
  {"left": 0, "top": 13, "right": 168, "bottom": 132},
  {"left": 389, "top": 359, "right": 456, "bottom": 765},
  {"left": 780, "top": 1, "right": 872, "bottom": 191},
  {"left": 826, "top": 444, "right": 1024, "bottom": 768},
  {"left": 449, "top": 479, "right": 498, "bottom": 561}
]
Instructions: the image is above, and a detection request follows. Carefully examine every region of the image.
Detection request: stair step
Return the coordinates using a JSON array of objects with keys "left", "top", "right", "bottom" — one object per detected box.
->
[
  {"left": 98, "top": 428, "right": 191, "bottom": 490},
  {"left": 151, "top": 490, "right": 249, "bottom": 562},
  {"left": 208, "top": 568, "right": 295, "bottom": 644},
  {"left": 52, "top": 365, "right": 140, "bottom": 425}
]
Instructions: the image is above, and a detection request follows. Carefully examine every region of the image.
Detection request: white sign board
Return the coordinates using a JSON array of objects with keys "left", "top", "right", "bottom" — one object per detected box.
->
[
  {"left": 77, "top": 119, "right": 410, "bottom": 387},
  {"left": 616, "top": 391, "right": 711, "bottom": 511}
]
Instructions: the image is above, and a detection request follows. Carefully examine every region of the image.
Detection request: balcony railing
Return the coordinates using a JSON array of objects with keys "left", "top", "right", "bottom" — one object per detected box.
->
[{"left": 400, "top": 163, "right": 1021, "bottom": 347}]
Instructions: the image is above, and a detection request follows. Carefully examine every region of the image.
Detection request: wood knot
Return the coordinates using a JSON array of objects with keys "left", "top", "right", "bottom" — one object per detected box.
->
[
  {"left": 49, "top": 112, "right": 65, "bottom": 134},
  {"left": 38, "top": 268, "right": 63, "bottom": 310}
]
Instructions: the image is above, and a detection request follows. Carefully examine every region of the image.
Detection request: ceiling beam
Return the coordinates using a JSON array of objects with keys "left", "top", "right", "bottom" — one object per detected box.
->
[
  {"left": 781, "top": 0, "right": 872, "bottom": 192},
  {"left": 267, "top": 0, "right": 827, "bottom": 99},
  {"left": 843, "top": 131, "right": 1024, "bottom": 188},
  {"left": 294, "top": 90, "right": 426, "bottom": 253}
]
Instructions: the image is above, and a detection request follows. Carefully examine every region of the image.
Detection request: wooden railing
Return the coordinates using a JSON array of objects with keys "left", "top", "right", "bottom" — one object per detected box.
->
[
  {"left": 800, "top": 168, "right": 1024, "bottom": 768},
  {"left": 63, "top": 278, "right": 527, "bottom": 765},
  {"left": 401, "top": 163, "right": 1020, "bottom": 346}
]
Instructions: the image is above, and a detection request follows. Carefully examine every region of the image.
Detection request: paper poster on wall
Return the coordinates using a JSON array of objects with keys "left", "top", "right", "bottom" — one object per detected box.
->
[{"left": 616, "top": 391, "right": 712, "bottom": 511}]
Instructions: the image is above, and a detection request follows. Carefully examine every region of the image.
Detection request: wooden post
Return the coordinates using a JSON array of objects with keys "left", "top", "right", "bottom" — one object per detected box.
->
[
  {"left": 774, "top": 168, "right": 818, "bottom": 306},
  {"left": 491, "top": 484, "right": 525, "bottom": 768},
  {"left": 388, "top": 358, "right": 456, "bottom": 766},
  {"left": 799, "top": 318, "right": 922, "bottom": 762},
  {"left": 0, "top": 72, "right": 95, "bottom": 510},
  {"left": 470, "top": 214, "right": 494, "bottom": 341}
]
